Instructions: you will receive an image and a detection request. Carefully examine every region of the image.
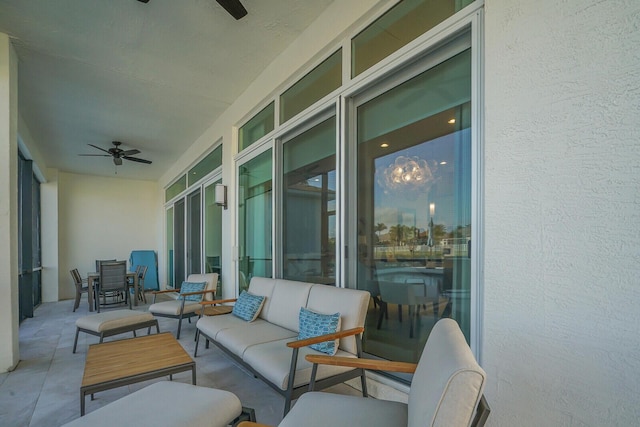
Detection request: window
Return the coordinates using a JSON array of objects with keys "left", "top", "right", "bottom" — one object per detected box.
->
[
  {"left": 188, "top": 146, "right": 222, "bottom": 187},
  {"left": 281, "top": 116, "right": 337, "bottom": 284},
  {"left": 354, "top": 47, "right": 473, "bottom": 365},
  {"left": 351, "top": 0, "right": 474, "bottom": 77},
  {"left": 280, "top": 49, "right": 342, "bottom": 124},
  {"left": 239, "top": 102, "right": 275, "bottom": 152},
  {"left": 166, "top": 175, "right": 186, "bottom": 202}
]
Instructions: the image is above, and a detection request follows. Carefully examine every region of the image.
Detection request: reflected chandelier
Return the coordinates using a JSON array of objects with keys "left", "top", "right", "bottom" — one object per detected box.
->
[{"left": 379, "top": 155, "right": 437, "bottom": 193}]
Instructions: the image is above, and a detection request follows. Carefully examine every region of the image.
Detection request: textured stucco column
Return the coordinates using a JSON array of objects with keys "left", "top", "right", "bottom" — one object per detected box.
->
[{"left": 0, "top": 33, "right": 19, "bottom": 372}]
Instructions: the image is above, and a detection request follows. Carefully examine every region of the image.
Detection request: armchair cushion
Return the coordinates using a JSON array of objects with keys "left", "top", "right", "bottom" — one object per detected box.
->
[
  {"left": 180, "top": 281, "right": 208, "bottom": 301},
  {"left": 278, "top": 391, "right": 407, "bottom": 427},
  {"left": 232, "top": 291, "right": 266, "bottom": 322},
  {"left": 298, "top": 308, "right": 341, "bottom": 355}
]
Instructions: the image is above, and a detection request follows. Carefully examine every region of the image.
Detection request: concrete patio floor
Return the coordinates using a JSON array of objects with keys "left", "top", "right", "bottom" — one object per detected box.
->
[{"left": 0, "top": 294, "right": 360, "bottom": 426}]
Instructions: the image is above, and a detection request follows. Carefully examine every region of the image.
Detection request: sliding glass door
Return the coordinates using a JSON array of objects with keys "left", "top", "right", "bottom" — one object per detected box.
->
[
  {"left": 238, "top": 149, "right": 273, "bottom": 292},
  {"left": 354, "top": 47, "right": 473, "bottom": 364},
  {"left": 281, "top": 116, "right": 337, "bottom": 284},
  {"left": 18, "top": 154, "right": 41, "bottom": 321}
]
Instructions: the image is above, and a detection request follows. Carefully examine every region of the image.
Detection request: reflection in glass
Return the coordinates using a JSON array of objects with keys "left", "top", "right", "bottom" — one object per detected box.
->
[
  {"left": 356, "top": 50, "right": 472, "bottom": 365},
  {"left": 282, "top": 117, "right": 336, "bottom": 284},
  {"left": 238, "top": 150, "right": 273, "bottom": 292}
]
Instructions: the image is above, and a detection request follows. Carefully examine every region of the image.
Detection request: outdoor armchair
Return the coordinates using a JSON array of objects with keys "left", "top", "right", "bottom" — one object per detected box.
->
[
  {"left": 149, "top": 273, "right": 218, "bottom": 339},
  {"left": 239, "top": 318, "right": 490, "bottom": 427}
]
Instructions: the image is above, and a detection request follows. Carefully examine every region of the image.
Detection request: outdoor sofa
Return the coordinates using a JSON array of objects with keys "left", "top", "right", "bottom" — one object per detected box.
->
[{"left": 194, "top": 276, "right": 370, "bottom": 415}]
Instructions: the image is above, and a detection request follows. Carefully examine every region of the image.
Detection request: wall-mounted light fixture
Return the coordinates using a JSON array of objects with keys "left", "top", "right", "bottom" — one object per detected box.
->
[{"left": 215, "top": 183, "right": 227, "bottom": 209}]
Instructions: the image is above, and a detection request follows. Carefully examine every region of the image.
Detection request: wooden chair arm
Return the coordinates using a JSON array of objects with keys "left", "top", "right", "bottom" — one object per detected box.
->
[
  {"left": 178, "top": 288, "right": 216, "bottom": 298},
  {"left": 237, "top": 422, "right": 272, "bottom": 427},
  {"left": 199, "top": 298, "right": 238, "bottom": 306},
  {"left": 151, "top": 289, "right": 180, "bottom": 295},
  {"left": 286, "top": 327, "right": 364, "bottom": 349},
  {"left": 305, "top": 355, "right": 417, "bottom": 373}
]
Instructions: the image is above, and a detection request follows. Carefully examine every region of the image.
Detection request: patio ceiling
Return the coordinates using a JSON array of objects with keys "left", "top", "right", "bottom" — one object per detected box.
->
[{"left": 0, "top": 0, "right": 334, "bottom": 180}]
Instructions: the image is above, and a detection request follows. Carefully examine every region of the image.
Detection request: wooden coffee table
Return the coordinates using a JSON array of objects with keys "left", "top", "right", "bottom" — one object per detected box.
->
[{"left": 80, "top": 332, "right": 195, "bottom": 415}]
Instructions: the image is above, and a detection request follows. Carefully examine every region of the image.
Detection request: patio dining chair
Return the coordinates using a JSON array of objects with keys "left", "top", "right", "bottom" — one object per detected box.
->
[
  {"left": 96, "top": 261, "right": 130, "bottom": 313},
  {"left": 70, "top": 268, "right": 90, "bottom": 312},
  {"left": 137, "top": 264, "right": 148, "bottom": 303}
]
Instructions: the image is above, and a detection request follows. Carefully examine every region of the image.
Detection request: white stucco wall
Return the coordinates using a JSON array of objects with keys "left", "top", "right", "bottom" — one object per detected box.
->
[
  {"left": 0, "top": 33, "right": 19, "bottom": 371},
  {"left": 483, "top": 0, "right": 640, "bottom": 425},
  {"left": 57, "top": 172, "right": 159, "bottom": 300}
]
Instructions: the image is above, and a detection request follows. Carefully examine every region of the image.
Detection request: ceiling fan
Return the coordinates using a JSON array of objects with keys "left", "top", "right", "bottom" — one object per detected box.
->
[
  {"left": 137, "top": 0, "right": 247, "bottom": 20},
  {"left": 79, "top": 141, "right": 152, "bottom": 166}
]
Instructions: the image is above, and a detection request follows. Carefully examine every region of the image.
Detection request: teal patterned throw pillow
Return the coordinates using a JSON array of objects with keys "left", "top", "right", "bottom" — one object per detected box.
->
[
  {"left": 179, "top": 281, "right": 207, "bottom": 302},
  {"left": 298, "top": 307, "right": 341, "bottom": 356},
  {"left": 232, "top": 291, "right": 265, "bottom": 322}
]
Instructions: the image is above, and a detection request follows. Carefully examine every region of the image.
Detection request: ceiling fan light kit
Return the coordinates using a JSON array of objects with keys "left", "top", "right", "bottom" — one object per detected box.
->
[{"left": 79, "top": 141, "right": 152, "bottom": 168}]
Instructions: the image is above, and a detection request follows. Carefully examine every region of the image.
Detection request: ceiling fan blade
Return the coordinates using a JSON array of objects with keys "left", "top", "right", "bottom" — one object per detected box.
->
[
  {"left": 121, "top": 149, "right": 140, "bottom": 156},
  {"left": 88, "top": 144, "right": 111, "bottom": 154},
  {"left": 114, "top": 157, "right": 123, "bottom": 166},
  {"left": 216, "top": 0, "right": 247, "bottom": 20},
  {"left": 123, "top": 156, "right": 152, "bottom": 164},
  {"left": 79, "top": 154, "right": 111, "bottom": 157}
]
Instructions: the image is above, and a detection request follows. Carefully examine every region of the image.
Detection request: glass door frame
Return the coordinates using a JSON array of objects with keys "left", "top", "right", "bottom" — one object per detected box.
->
[
  {"left": 234, "top": 139, "right": 274, "bottom": 294},
  {"left": 274, "top": 105, "right": 338, "bottom": 280},
  {"left": 342, "top": 17, "right": 484, "bottom": 355}
]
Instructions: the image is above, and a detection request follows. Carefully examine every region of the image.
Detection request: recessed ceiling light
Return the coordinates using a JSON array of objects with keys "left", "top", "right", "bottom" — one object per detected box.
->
[
  {"left": 448, "top": 118, "right": 456, "bottom": 124},
  {"left": 440, "top": 161, "right": 447, "bottom": 165},
  {"left": 380, "top": 143, "right": 389, "bottom": 148}
]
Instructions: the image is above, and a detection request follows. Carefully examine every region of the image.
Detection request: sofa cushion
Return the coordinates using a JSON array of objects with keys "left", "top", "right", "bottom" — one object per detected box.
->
[
  {"left": 215, "top": 322, "right": 297, "bottom": 358},
  {"left": 242, "top": 338, "right": 356, "bottom": 390},
  {"left": 232, "top": 291, "right": 265, "bottom": 322},
  {"left": 306, "top": 284, "right": 370, "bottom": 354},
  {"left": 262, "top": 279, "right": 312, "bottom": 331},
  {"left": 180, "top": 281, "right": 207, "bottom": 302},
  {"left": 196, "top": 314, "right": 261, "bottom": 341},
  {"left": 298, "top": 307, "right": 341, "bottom": 356},
  {"left": 279, "top": 392, "right": 407, "bottom": 427},
  {"left": 247, "top": 276, "right": 276, "bottom": 320}
]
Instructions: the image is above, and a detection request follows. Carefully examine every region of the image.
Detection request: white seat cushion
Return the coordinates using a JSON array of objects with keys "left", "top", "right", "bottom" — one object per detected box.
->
[
  {"left": 149, "top": 300, "right": 202, "bottom": 316},
  {"left": 61, "top": 381, "right": 242, "bottom": 427},
  {"left": 242, "top": 339, "right": 356, "bottom": 390},
  {"left": 279, "top": 392, "right": 407, "bottom": 427},
  {"left": 215, "top": 322, "right": 297, "bottom": 358},
  {"left": 76, "top": 310, "right": 155, "bottom": 333},
  {"left": 196, "top": 313, "right": 257, "bottom": 341}
]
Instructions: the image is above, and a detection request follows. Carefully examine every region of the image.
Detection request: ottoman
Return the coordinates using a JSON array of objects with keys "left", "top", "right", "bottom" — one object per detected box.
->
[
  {"left": 73, "top": 309, "right": 159, "bottom": 353},
  {"left": 62, "top": 381, "right": 255, "bottom": 427}
]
